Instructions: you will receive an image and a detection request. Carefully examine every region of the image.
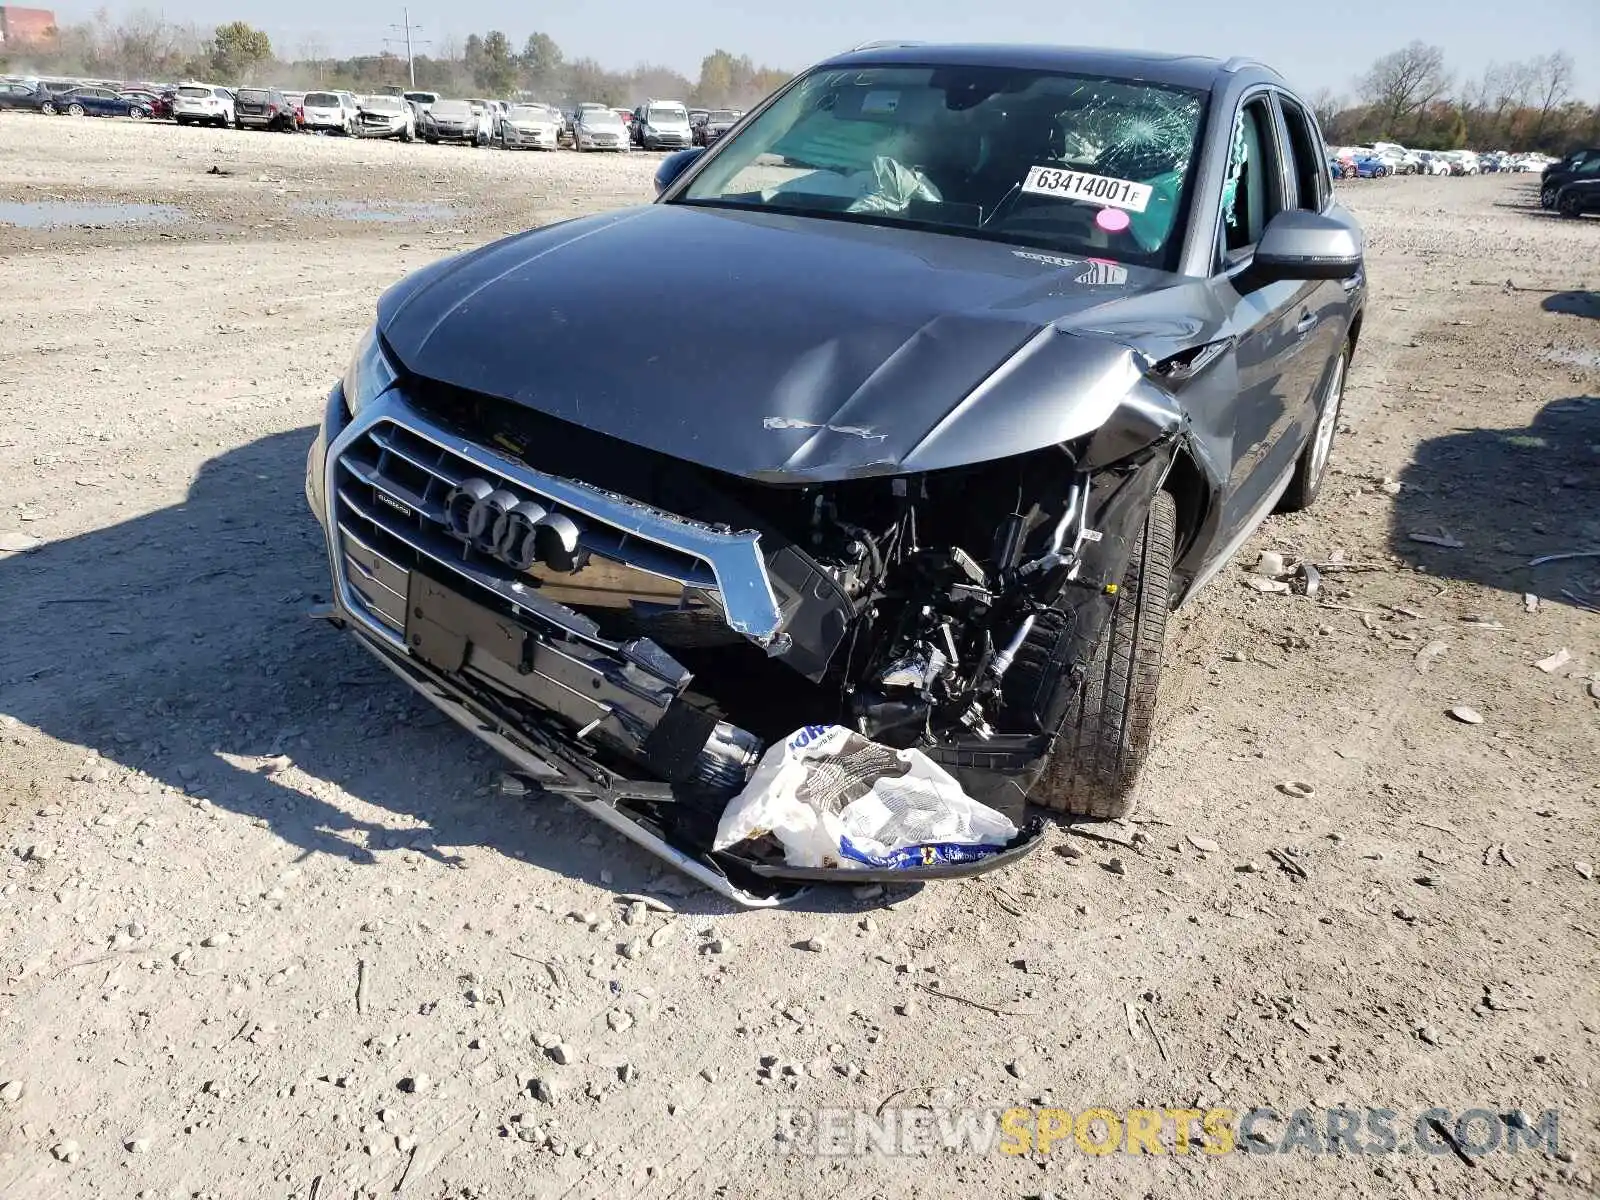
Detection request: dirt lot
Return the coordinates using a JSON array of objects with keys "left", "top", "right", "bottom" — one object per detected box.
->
[{"left": 1, "top": 114, "right": 1597, "bottom": 1199}]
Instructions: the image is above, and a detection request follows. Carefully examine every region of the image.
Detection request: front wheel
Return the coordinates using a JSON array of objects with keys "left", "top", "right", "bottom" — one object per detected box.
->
[
  {"left": 67, "top": 102, "right": 85, "bottom": 116},
  {"left": 1541, "top": 185, "right": 1559, "bottom": 208},
  {"left": 128, "top": 107, "right": 147, "bottom": 120},
  {"left": 1012, "top": 491, "right": 1178, "bottom": 820}
]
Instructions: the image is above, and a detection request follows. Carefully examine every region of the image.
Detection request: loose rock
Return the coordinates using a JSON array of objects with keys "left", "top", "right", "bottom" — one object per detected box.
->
[
  {"left": 1447, "top": 705, "right": 1484, "bottom": 725},
  {"left": 800, "top": 936, "right": 827, "bottom": 952},
  {"left": 0, "top": 1080, "right": 22, "bottom": 1103}
]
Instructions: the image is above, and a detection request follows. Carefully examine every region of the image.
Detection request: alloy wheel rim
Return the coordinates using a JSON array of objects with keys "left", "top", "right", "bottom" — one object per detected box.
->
[{"left": 1309, "top": 356, "right": 1345, "bottom": 486}]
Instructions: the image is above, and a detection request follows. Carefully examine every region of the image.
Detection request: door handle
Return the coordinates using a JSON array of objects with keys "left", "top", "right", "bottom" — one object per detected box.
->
[{"left": 1295, "top": 312, "right": 1318, "bottom": 336}]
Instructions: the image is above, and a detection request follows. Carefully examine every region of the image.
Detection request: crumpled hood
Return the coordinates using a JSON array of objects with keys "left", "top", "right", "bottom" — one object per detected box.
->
[{"left": 378, "top": 204, "right": 1179, "bottom": 481}]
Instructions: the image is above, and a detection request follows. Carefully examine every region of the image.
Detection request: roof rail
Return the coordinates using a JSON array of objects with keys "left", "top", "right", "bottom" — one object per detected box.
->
[
  {"left": 848, "top": 39, "right": 926, "bottom": 52},
  {"left": 1220, "top": 56, "right": 1263, "bottom": 74}
]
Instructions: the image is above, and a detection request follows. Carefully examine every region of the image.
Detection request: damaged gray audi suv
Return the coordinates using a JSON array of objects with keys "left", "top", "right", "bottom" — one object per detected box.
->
[{"left": 306, "top": 44, "right": 1365, "bottom": 903}]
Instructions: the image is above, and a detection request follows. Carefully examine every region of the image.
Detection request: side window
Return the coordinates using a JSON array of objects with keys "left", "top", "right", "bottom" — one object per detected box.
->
[
  {"left": 1220, "top": 96, "right": 1286, "bottom": 260},
  {"left": 1278, "top": 97, "right": 1329, "bottom": 211}
]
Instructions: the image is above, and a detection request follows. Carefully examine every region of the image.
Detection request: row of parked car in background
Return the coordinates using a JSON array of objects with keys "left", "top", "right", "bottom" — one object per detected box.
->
[
  {"left": 5, "top": 71, "right": 1593, "bottom": 220},
  {"left": 1325, "top": 141, "right": 1556, "bottom": 180},
  {"left": 0, "top": 74, "right": 741, "bottom": 153}
]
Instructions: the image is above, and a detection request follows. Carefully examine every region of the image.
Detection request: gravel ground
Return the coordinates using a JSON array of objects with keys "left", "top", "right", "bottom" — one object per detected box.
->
[{"left": 1, "top": 113, "right": 1597, "bottom": 1200}]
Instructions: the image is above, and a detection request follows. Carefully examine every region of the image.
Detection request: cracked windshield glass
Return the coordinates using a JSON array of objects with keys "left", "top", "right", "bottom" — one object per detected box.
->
[{"left": 678, "top": 65, "right": 1206, "bottom": 268}]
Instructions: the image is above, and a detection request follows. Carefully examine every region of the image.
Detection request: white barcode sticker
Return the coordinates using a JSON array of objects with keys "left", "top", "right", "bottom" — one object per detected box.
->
[{"left": 1020, "top": 166, "right": 1153, "bottom": 213}]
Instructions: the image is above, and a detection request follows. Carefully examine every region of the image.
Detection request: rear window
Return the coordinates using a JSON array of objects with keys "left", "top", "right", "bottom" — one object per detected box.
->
[
  {"left": 305, "top": 92, "right": 340, "bottom": 107},
  {"left": 237, "top": 89, "right": 269, "bottom": 102},
  {"left": 177, "top": 86, "right": 210, "bottom": 98}
]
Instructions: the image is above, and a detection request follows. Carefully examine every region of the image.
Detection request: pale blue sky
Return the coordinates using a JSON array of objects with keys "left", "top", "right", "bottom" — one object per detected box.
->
[{"left": 71, "top": 0, "right": 1599, "bottom": 96}]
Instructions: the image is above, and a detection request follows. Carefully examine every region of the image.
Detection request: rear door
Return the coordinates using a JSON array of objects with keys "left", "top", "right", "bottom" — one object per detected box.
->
[
  {"left": 1273, "top": 92, "right": 1354, "bottom": 442},
  {"left": 1208, "top": 92, "right": 1311, "bottom": 536}
]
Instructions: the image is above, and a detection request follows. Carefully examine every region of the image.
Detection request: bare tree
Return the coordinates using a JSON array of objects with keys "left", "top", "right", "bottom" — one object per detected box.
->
[
  {"left": 1530, "top": 51, "right": 1575, "bottom": 141},
  {"left": 1308, "top": 87, "right": 1343, "bottom": 133},
  {"left": 1358, "top": 41, "right": 1452, "bottom": 136}
]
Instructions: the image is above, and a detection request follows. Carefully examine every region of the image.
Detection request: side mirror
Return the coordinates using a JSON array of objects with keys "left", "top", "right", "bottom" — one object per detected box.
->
[
  {"left": 655, "top": 148, "right": 705, "bottom": 196},
  {"left": 1252, "top": 209, "right": 1363, "bottom": 281}
]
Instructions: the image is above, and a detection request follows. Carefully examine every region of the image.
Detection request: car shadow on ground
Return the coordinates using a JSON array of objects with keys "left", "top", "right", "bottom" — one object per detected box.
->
[
  {"left": 1389, "top": 396, "right": 1600, "bottom": 607},
  {"left": 1544, "top": 291, "right": 1600, "bottom": 320},
  {"left": 0, "top": 427, "right": 795, "bottom": 914}
]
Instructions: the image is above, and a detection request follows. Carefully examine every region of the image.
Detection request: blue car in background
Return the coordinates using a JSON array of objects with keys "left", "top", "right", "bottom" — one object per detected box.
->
[
  {"left": 1353, "top": 155, "right": 1391, "bottom": 179},
  {"left": 54, "top": 86, "right": 154, "bottom": 119}
]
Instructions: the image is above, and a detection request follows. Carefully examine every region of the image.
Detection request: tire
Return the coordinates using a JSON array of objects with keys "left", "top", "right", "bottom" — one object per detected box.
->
[
  {"left": 1541, "top": 185, "right": 1559, "bottom": 209},
  {"left": 1342, "top": 165, "right": 1356, "bottom": 180},
  {"left": 41, "top": 100, "right": 56, "bottom": 114},
  {"left": 400, "top": 126, "right": 412, "bottom": 143},
  {"left": 1013, "top": 491, "right": 1178, "bottom": 820},
  {"left": 1278, "top": 344, "right": 1348, "bottom": 513},
  {"left": 129, "top": 107, "right": 147, "bottom": 120},
  {"left": 67, "top": 102, "right": 85, "bottom": 116},
  {"left": 1558, "top": 193, "right": 1584, "bottom": 219},
  {"left": 426, "top": 136, "right": 438, "bottom": 145}
]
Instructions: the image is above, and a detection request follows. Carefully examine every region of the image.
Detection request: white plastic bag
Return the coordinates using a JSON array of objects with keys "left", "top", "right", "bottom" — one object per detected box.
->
[{"left": 712, "top": 725, "right": 1019, "bottom": 870}]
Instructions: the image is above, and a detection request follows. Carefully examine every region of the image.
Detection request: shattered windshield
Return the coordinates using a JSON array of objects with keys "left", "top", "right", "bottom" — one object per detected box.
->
[{"left": 676, "top": 65, "right": 1206, "bottom": 269}]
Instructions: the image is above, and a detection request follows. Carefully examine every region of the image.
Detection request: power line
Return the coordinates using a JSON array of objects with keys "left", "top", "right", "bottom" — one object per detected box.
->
[{"left": 383, "top": 7, "right": 429, "bottom": 88}]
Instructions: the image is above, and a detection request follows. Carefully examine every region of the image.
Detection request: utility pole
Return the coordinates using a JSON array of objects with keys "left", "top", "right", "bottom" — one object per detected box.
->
[{"left": 385, "top": 8, "right": 429, "bottom": 88}]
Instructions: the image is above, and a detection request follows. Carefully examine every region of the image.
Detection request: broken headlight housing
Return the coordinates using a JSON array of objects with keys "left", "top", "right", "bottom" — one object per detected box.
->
[{"left": 341, "top": 325, "right": 399, "bottom": 417}]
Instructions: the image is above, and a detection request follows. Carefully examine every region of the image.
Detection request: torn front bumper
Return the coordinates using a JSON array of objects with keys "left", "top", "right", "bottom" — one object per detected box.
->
[{"left": 306, "top": 384, "right": 1044, "bottom": 904}]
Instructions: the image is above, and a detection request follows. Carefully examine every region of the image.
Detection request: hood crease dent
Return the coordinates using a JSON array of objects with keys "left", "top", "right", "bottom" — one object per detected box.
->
[{"left": 377, "top": 204, "right": 1180, "bottom": 482}]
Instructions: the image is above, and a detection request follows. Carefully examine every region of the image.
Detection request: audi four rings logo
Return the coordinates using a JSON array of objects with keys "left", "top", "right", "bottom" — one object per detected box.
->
[{"left": 443, "top": 477, "right": 583, "bottom": 572}]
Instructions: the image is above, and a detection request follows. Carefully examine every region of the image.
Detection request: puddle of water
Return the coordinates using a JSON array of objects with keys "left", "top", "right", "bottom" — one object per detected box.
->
[
  {"left": 0, "top": 200, "right": 186, "bottom": 229},
  {"left": 1544, "top": 346, "right": 1600, "bottom": 371},
  {"left": 301, "top": 200, "right": 458, "bottom": 223}
]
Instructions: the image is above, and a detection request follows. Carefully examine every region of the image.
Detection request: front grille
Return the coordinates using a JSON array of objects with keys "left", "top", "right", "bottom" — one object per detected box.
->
[{"left": 332, "top": 417, "right": 722, "bottom": 647}]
